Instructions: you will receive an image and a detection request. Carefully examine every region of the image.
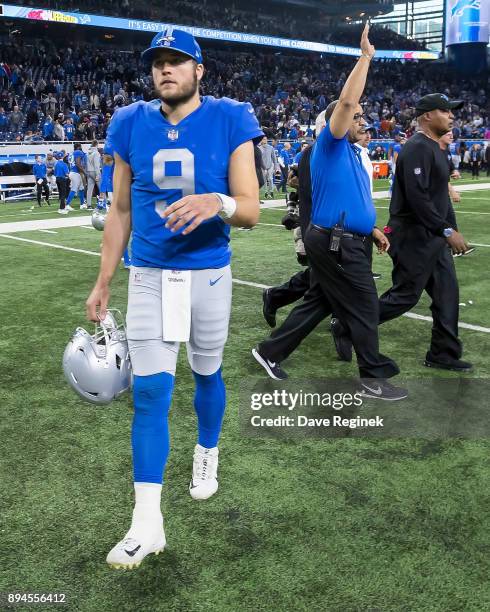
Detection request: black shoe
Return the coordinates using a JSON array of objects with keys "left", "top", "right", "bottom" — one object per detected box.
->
[
  {"left": 252, "top": 347, "right": 288, "bottom": 380},
  {"left": 330, "top": 318, "right": 352, "bottom": 362},
  {"left": 360, "top": 379, "right": 408, "bottom": 401},
  {"left": 424, "top": 358, "right": 473, "bottom": 372},
  {"left": 372, "top": 272, "right": 382, "bottom": 280},
  {"left": 262, "top": 288, "right": 277, "bottom": 328}
]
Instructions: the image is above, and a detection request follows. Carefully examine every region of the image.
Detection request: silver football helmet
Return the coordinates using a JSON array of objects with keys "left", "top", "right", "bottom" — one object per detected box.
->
[
  {"left": 63, "top": 309, "right": 132, "bottom": 405},
  {"left": 91, "top": 207, "right": 107, "bottom": 231}
]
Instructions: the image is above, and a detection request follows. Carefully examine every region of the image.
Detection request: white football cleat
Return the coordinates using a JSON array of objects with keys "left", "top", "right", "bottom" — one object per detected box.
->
[
  {"left": 189, "top": 444, "right": 219, "bottom": 500},
  {"left": 80, "top": 204, "right": 88, "bottom": 210},
  {"left": 65, "top": 205, "right": 74, "bottom": 211},
  {"left": 57, "top": 208, "right": 68, "bottom": 215},
  {"left": 106, "top": 525, "right": 166, "bottom": 570}
]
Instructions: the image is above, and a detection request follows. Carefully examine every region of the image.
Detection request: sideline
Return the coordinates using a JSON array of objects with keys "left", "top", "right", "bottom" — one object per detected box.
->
[{"left": 0, "top": 232, "right": 488, "bottom": 335}]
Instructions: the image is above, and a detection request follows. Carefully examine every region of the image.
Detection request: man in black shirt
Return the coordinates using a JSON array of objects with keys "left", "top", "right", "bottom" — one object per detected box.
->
[{"left": 378, "top": 93, "right": 472, "bottom": 371}]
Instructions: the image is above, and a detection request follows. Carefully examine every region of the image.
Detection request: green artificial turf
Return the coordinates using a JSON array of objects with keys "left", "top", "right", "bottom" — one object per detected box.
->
[{"left": 0, "top": 178, "right": 489, "bottom": 611}]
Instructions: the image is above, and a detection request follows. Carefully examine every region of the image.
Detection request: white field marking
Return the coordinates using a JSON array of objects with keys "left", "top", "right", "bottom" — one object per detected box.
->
[
  {"left": 459, "top": 195, "right": 490, "bottom": 200},
  {"left": 255, "top": 224, "right": 490, "bottom": 248},
  {"left": 80, "top": 225, "right": 96, "bottom": 230},
  {"left": 255, "top": 223, "right": 490, "bottom": 246},
  {"left": 375, "top": 205, "right": 490, "bottom": 215},
  {"left": 38, "top": 229, "right": 58, "bottom": 234},
  {"left": 260, "top": 200, "right": 287, "bottom": 209},
  {"left": 0, "top": 233, "right": 488, "bottom": 334},
  {"left": 0, "top": 234, "right": 101, "bottom": 257},
  {"left": 0, "top": 215, "right": 92, "bottom": 233}
]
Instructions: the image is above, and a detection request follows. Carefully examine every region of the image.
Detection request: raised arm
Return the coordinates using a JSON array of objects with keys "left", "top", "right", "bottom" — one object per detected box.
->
[{"left": 330, "top": 23, "right": 375, "bottom": 138}]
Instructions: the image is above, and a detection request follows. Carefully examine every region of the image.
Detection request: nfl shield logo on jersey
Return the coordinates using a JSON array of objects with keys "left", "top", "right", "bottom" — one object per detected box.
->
[{"left": 168, "top": 129, "right": 179, "bottom": 141}]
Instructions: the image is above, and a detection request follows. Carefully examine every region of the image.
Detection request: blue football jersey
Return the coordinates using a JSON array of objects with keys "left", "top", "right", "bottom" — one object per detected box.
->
[
  {"left": 107, "top": 96, "right": 263, "bottom": 270},
  {"left": 69, "top": 149, "right": 85, "bottom": 173},
  {"left": 100, "top": 140, "right": 115, "bottom": 193}
]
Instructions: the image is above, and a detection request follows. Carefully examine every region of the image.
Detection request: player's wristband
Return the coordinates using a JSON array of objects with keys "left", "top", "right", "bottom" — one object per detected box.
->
[{"left": 215, "top": 193, "right": 237, "bottom": 219}]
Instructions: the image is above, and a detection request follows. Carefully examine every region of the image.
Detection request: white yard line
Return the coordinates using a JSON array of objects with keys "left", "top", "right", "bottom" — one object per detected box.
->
[
  {"left": 38, "top": 229, "right": 58, "bottom": 234},
  {"left": 0, "top": 215, "right": 92, "bottom": 233},
  {"left": 0, "top": 232, "right": 488, "bottom": 334},
  {"left": 0, "top": 234, "right": 101, "bottom": 257},
  {"left": 375, "top": 205, "right": 490, "bottom": 215}
]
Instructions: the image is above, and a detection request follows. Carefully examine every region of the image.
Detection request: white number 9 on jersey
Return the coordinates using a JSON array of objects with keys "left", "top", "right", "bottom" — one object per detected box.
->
[{"left": 153, "top": 149, "right": 195, "bottom": 196}]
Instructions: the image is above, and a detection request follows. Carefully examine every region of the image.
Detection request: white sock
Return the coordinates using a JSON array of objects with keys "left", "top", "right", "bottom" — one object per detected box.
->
[{"left": 126, "top": 483, "right": 163, "bottom": 544}]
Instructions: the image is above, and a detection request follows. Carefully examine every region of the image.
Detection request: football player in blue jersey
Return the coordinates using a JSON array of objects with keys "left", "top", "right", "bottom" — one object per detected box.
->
[
  {"left": 85, "top": 28, "right": 263, "bottom": 569},
  {"left": 65, "top": 143, "right": 87, "bottom": 211},
  {"left": 99, "top": 140, "right": 131, "bottom": 267}
]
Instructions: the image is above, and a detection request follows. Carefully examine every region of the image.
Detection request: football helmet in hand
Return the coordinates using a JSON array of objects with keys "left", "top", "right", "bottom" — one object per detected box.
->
[{"left": 63, "top": 310, "right": 132, "bottom": 405}]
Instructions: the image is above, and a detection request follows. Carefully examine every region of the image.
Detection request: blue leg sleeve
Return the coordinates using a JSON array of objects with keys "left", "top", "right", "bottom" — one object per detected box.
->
[
  {"left": 132, "top": 372, "right": 174, "bottom": 484},
  {"left": 78, "top": 189, "right": 85, "bottom": 205},
  {"left": 66, "top": 190, "right": 75, "bottom": 205},
  {"left": 193, "top": 368, "right": 226, "bottom": 448}
]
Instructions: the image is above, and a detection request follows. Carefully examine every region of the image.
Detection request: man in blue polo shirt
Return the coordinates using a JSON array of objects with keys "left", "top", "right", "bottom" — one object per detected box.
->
[
  {"left": 304, "top": 24, "right": 405, "bottom": 401},
  {"left": 32, "top": 156, "right": 50, "bottom": 206}
]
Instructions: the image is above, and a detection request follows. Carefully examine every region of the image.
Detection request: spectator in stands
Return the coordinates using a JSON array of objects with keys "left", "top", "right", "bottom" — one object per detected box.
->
[
  {"left": 9, "top": 105, "right": 24, "bottom": 133},
  {"left": 24, "top": 81, "right": 36, "bottom": 100},
  {"left": 64, "top": 117, "right": 75, "bottom": 141},
  {"left": 43, "top": 115, "right": 54, "bottom": 141},
  {"left": 53, "top": 119, "right": 65, "bottom": 141},
  {"left": 0, "top": 107, "right": 8, "bottom": 135},
  {"left": 23, "top": 130, "right": 34, "bottom": 142}
]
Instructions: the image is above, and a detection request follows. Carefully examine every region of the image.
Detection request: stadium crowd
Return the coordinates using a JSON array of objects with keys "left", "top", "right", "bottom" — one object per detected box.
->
[
  {"left": 20, "top": 0, "right": 427, "bottom": 49},
  {"left": 0, "top": 36, "right": 488, "bottom": 146}
]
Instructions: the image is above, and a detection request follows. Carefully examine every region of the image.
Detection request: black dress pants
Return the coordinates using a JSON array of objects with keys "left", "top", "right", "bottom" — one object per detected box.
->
[
  {"left": 379, "top": 223, "right": 462, "bottom": 363},
  {"left": 36, "top": 178, "right": 49, "bottom": 205},
  {"left": 304, "top": 224, "right": 399, "bottom": 379},
  {"left": 56, "top": 177, "right": 69, "bottom": 208},
  {"left": 267, "top": 268, "right": 310, "bottom": 312},
  {"left": 259, "top": 268, "right": 332, "bottom": 363}
]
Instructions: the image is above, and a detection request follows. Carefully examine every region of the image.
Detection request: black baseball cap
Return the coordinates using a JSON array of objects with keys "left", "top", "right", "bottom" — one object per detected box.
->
[{"left": 415, "top": 93, "right": 464, "bottom": 116}]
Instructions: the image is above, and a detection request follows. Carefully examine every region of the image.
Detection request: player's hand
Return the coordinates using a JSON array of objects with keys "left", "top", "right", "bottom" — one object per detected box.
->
[
  {"left": 372, "top": 227, "right": 390, "bottom": 253},
  {"left": 162, "top": 193, "right": 222, "bottom": 235},
  {"left": 451, "top": 169, "right": 461, "bottom": 179},
  {"left": 446, "top": 230, "right": 468, "bottom": 255},
  {"left": 360, "top": 23, "right": 375, "bottom": 59},
  {"left": 86, "top": 282, "right": 110, "bottom": 322},
  {"left": 451, "top": 190, "right": 461, "bottom": 203}
]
